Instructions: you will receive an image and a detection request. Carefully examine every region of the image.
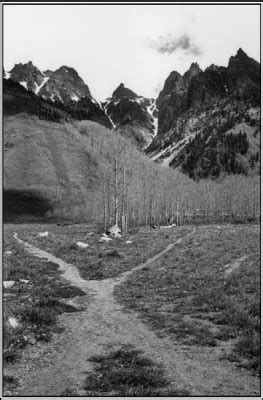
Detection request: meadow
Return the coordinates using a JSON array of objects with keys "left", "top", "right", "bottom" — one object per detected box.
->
[{"left": 3, "top": 222, "right": 260, "bottom": 395}]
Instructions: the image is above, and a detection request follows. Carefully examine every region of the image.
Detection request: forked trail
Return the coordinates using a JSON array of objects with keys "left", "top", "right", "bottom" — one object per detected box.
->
[{"left": 10, "top": 229, "right": 259, "bottom": 396}]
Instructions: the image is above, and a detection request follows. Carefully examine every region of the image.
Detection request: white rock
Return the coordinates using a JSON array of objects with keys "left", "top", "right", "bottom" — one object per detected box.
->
[
  {"left": 5, "top": 251, "right": 12, "bottom": 255},
  {"left": 109, "top": 225, "right": 122, "bottom": 237},
  {"left": 8, "top": 317, "right": 19, "bottom": 329},
  {"left": 86, "top": 232, "right": 94, "bottom": 237},
  {"left": 38, "top": 231, "right": 49, "bottom": 237},
  {"left": 99, "top": 236, "right": 112, "bottom": 243},
  {"left": 19, "top": 279, "right": 30, "bottom": 284},
  {"left": 76, "top": 241, "right": 89, "bottom": 249},
  {"left": 3, "top": 281, "right": 15, "bottom": 289},
  {"left": 160, "top": 224, "right": 176, "bottom": 229},
  {"left": 126, "top": 240, "right": 133, "bottom": 244}
]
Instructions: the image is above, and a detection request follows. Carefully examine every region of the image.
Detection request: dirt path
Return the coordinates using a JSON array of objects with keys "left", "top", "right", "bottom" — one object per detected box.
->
[{"left": 10, "top": 230, "right": 260, "bottom": 397}]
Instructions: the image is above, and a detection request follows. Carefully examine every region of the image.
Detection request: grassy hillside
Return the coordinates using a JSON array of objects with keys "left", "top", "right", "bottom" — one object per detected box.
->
[{"left": 4, "top": 115, "right": 100, "bottom": 220}]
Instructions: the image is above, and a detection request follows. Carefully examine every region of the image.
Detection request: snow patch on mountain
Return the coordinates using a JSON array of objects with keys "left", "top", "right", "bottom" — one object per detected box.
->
[
  {"left": 71, "top": 94, "right": 80, "bottom": 102},
  {"left": 103, "top": 100, "right": 116, "bottom": 129},
  {"left": 147, "top": 99, "right": 158, "bottom": 136},
  {"left": 150, "top": 130, "right": 200, "bottom": 167},
  {"left": 150, "top": 146, "right": 168, "bottom": 161},
  {"left": 35, "top": 76, "right": 49, "bottom": 94},
  {"left": 20, "top": 81, "right": 28, "bottom": 90}
]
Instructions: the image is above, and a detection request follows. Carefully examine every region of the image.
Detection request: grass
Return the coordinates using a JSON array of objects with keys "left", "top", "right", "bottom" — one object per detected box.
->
[
  {"left": 20, "top": 307, "right": 57, "bottom": 326},
  {"left": 82, "top": 345, "right": 190, "bottom": 396},
  {"left": 3, "top": 224, "right": 86, "bottom": 369},
  {"left": 17, "top": 222, "right": 191, "bottom": 280},
  {"left": 3, "top": 374, "right": 20, "bottom": 394},
  {"left": 114, "top": 224, "right": 260, "bottom": 374},
  {"left": 3, "top": 221, "right": 190, "bottom": 377},
  {"left": 4, "top": 221, "right": 260, "bottom": 397}
]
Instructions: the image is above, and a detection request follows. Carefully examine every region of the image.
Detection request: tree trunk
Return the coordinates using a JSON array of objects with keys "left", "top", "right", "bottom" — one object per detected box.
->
[{"left": 114, "top": 156, "right": 119, "bottom": 226}]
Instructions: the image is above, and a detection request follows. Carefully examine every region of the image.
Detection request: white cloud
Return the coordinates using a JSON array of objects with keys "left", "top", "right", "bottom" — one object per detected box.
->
[{"left": 149, "top": 33, "right": 202, "bottom": 56}]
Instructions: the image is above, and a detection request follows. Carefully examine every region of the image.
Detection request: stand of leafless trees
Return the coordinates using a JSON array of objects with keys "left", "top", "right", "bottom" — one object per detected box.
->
[{"left": 50, "top": 121, "right": 260, "bottom": 227}]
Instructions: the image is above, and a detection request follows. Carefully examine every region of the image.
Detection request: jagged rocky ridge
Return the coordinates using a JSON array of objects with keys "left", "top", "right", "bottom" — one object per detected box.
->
[
  {"left": 4, "top": 48, "right": 260, "bottom": 179},
  {"left": 4, "top": 63, "right": 158, "bottom": 145},
  {"left": 146, "top": 49, "right": 260, "bottom": 179},
  {"left": 103, "top": 83, "right": 158, "bottom": 148},
  {"left": 5, "top": 61, "right": 91, "bottom": 102},
  {"left": 4, "top": 62, "right": 112, "bottom": 128}
]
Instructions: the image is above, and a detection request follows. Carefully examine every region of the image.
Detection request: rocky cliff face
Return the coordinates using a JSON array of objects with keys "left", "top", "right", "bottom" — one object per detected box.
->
[
  {"left": 39, "top": 66, "right": 91, "bottom": 103},
  {"left": 5, "top": 62, "right": 112, "bottom": 128},
  {"left": 146, "top": 49, "right": 260, "bottom": 179},
  {"left": 7, "top": 61, "right": 46, "bottom": 92},
  {"left": 4, "top": 49, "right": 260, "bottom": 178},
  {"left": 102, "top": 83, "right": 158, "bottom": 148}
]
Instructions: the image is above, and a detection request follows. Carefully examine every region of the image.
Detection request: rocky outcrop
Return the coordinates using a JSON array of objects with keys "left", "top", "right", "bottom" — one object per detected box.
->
[
  {"left": 4, "top": 61, "right": 112, "bottom": 128},
  {"left": 39, "top": 66, "right": 91, "bottom": 103},
  {"left": 8, "top": 61, "right": 46, "bottom": 92},
  {"left": 102, "top": 83, "right": 158, "bottom": 148},
  {"left": 147, "top": 49, "right": 260, "bottom": 179}
]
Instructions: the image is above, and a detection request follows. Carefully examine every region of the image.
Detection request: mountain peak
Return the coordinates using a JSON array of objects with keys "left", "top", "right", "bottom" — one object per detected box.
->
[
  {"left": 228, "top": 47, "right": 259, "bottom": 78},
  {"left": 183, "top": 62, "right": 202, "bottom": 80},
  {"left": 169, "top": 70, "right": 182, "bottom": 79},
  {"left": 11, "top": 61, "right": 39, "bottom": 71},
  {"left": 8, "top": 61, "right": 45, "bottom": 92},
  {"left": 57, "top": 65, "right": 76, "bottom": 73},
  {"left": 236, "top": 48, "right": 248, "bottom": 58},
  {"left": 112, "top": 83, "right": 138, "bottom": 99},
  {"left": 54, "top": 66, "right": 81, "bottom": 79},
  {"left": 205, "top": 63, "right": 219, "bottom": 72},
  {"left": 228, "top": 48, "right": 250, "bottom": 66},
  {"left": 189, "top": 62, "right": 201, "bottom": 71}
]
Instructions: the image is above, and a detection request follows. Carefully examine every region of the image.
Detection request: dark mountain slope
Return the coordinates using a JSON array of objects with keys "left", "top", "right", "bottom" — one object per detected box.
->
[
  {"left": 3, "top": 78, "right": 112, "bottom": 128},
  {"left": 103, "top": 83, "right": 158, "bottom": 148},
  {"left": 4, "top": 62, "right": 112, "bottom": 129},
  {"left": 3, "top": 78, "right": 70, "bottom": 123},
  {"left": 146, "top": 49, "right": 260, "bottom": 179}
]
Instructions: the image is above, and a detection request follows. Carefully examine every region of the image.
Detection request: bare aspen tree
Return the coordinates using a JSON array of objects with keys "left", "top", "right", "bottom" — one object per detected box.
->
[{"left": 72, "top": 121, "right": 260, "bottom": 227}]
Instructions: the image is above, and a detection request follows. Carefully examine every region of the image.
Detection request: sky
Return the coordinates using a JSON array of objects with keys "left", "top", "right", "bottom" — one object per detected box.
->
[{"left": 3, "top": 4, "right": 260, "bottom": 101}]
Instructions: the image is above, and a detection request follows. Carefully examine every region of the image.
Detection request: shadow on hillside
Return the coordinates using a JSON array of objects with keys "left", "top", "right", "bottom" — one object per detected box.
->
[{"left": 3, "top": 189, "right": 53, "bottom": 223}]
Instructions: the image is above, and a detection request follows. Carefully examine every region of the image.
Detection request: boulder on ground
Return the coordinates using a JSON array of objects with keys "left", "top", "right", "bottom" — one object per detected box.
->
[
  {"left": 99, "top": 236, "right": 113, "bottom": 243},
  {"left": 8, "top": 317, "right": 19, "bottom": 329},
  {"left": 76, "top": 241, "right": 89, "bottom": 249},
  {"left": 19, "top": 279, "right": 30, "bottom": 284},
  {"left": 126, "top": 240, "right": 133, "bottom": 244},
  {"left": 4, "top": 280, "right": 15, "bottom": 289},
  {"left": 109, "top": 225, "right": 122, "bottom": 238},
  {"left": 38, "top": 231, "right": 49, "bottom": 237},
  {"left": 160, "top": 224, "right": 176, "bottom": 229}
]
